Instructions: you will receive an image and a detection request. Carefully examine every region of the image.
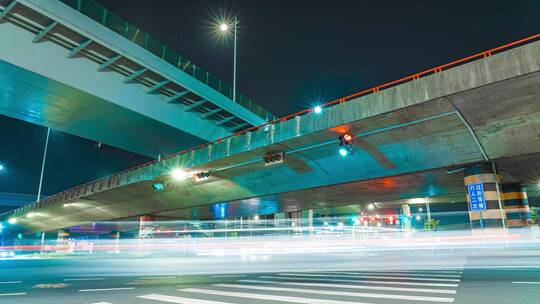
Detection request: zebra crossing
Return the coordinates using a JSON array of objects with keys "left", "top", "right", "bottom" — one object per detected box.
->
[{"left": 131, "top": 269, "right": 463, "bottom": 304}]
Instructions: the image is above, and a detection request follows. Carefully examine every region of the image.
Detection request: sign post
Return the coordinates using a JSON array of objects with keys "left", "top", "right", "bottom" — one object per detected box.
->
[{"left": 468, "top": 183, "right": 487, "bottom": 228}]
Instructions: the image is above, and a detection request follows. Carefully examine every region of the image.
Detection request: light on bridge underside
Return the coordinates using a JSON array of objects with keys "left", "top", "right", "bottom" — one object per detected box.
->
[
  {"left": 0, "top": 164, "right": 4, "bottom": 171},
  {"left": 7, "top": 218, "right": 17, "bottom": 224},
  {"left": 26, "top": 212, "right": 35, "bottom": 218},
  {"left": 313, "top": 106, "right": 322, "bottom": 114},
  {"left": 338, "top": 133, "right": 354, "bottom": 156},
  {"left": 367, "top": 203, "right": 375, "bottom": 210},
  {"left": 416, "top": 215, "right": 422, "bottom": 221},
  {"left": 171, "top": 168, "right": 191, "bottom": 181},
  {"left": 339, "top": 148, "right": 349, "bottom": 157},
  {"left": 152, "top": 182, "right": 166, "bottom": 192}
]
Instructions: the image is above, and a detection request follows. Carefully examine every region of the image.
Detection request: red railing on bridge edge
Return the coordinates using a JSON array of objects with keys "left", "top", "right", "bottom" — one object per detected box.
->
[{"left": 6, "top": 33, "right": 540, "bottom": 216}]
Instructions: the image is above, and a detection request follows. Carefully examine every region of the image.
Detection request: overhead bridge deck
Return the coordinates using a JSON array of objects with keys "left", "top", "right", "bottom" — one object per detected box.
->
[
  {"left": 3, "top": 35, "right": 540, "bottom": 231},
  {"left": 0, "top": 0, "right": 273, "bottom": 157}
]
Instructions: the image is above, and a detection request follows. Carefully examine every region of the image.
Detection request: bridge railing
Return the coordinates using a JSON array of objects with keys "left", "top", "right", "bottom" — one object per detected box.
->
[
  {"left": 3, "top": 33, "right": 540, "bottom": 219},
  {"left": 58, "top": 0, "right": 275, "bottom": 122}
]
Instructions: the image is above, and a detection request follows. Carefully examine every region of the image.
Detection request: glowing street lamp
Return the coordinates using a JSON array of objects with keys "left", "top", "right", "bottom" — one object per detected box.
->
[
  {"left": 171, "top": 168, "right": 190, "bottom": 181},
  {"left": 217, "top": 17, "right": 238, "bottom": 102}
]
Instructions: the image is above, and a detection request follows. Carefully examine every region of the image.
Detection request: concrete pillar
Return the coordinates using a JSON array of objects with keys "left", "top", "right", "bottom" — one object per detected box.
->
[
  {"left": 464, "top": 164, "right": 505, "bottom": 228},
  {"left": 301, "top": 209, "right": 314, "bottom": 228},
  {"left": 274, "top": 212, "right": 285, "bottom": 229},
  {"left": 502, "top": 183, "right": 531, "bottom": 227},
  {"left": 139, "top": 215, "right": 155, "bottom": 239},
  {"left": 288, "top": 211, "right": 302, "bottom": 227},
  {"left": 110, "top": 231, "right": 120, "bottom": 254},
  {"left": 56, "top": 229, "right": 70, "bottom": 253},
  {"left": 401, "top": 205, "right": 412, "bottom": 230}
]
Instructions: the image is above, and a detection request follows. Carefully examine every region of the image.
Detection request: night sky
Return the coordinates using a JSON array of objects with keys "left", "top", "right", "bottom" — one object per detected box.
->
[{"left": 0, "top": 0, "right": 539, "bottom": 196}]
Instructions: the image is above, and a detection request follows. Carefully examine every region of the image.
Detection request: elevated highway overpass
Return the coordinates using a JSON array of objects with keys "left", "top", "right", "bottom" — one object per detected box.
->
[
  {"left": 3, "top": 34, "right": 540, "bottom": 232},
  {"left": 0, "top": 0, "right": 273, "bottom": 158}
]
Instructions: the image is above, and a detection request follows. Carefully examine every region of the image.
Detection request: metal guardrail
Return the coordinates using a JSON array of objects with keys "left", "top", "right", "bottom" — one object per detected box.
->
[
  {"left": 58, "top": 0, "right": 275, "bottom": 122},
  {"left": 3, "top": 33, "right": 540, "bottom": 218}
]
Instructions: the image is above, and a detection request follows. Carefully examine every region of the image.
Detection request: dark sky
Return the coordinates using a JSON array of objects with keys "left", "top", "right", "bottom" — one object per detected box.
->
[{"left": 1, "top": 0, "right": 539, "bottom": 196}]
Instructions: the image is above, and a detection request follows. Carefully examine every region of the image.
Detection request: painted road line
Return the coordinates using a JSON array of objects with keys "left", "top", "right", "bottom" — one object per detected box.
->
[
  {"left": 139, "top": 293, "right": 236, "bottom": 304},
  {"left": 278, "top": 273, "right": 461, "bottom": 282},
  {"left": 92, "top": 302, "right": 114, "bottom": 304},
  {"left": 79, "top": 287, "right": 135, "bottom": 292},
  {"left": 259, "top": 275, "right": 460, "bottom": 287},
  {"left": 239, "top": 279, "right": 457, "bottom": 294},
  {"left": 180, "top": 288, "right": 374, "bottom": 304},
  {"left": 0, "top": 281, "right": 22, "bottom": 284},
  {"left": 512, "top": 281, "right": 540, "bottom": 284},
  {"left": 144, "top": 276, "right": 177, "bottom": 279},
  {"left": 64, "top": 278, "right": 105, "bottom": 281},
  {"left": 333, "top": 272, "right": 462, "bottom": 278},
  {"left": 213, "top": 283, "right": 455, "bottom": 303},
  {"left": 0, "top": 292, "right": 27, "bottom": 296},
  {"left": 211, "top": 275, "right": 247, "bottom": 278}
]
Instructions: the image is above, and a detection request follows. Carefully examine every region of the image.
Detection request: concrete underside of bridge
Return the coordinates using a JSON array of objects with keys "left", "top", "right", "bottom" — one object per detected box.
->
[
  {"left": 0, "top": 0, "right": 268, "bottom": 157},
  {"left": 0, "top": 59, "right": 205, "bottom": 157},
  {"left": 9, "top": 40, "right": 540, "bottom": 232}
]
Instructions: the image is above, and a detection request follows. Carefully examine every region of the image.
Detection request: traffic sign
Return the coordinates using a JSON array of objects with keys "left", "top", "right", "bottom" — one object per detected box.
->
[{"left": 468, "top": 183, "right": 487, "bottom": 211}]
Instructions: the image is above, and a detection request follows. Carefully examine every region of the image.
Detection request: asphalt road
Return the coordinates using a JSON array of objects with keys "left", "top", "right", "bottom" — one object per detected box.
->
[{"left": 0, "top": 250, "right": 539, "bottom": 304}]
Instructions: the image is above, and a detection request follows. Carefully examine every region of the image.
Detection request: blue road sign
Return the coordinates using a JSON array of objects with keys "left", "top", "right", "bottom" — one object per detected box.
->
[{"left": 468, "top": 183, "right": 487, "bottom": 211}]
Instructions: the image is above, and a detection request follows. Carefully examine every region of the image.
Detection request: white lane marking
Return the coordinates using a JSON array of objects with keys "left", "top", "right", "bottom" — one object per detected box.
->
[
  {"left": 180, "top": 288, "right": 374, "bottom": 304},
  {"left": 0, "top": 292, "right": 27, "bottom": 296},
  {"left": 64, "top": 278, "right": 105, "bottom": 281},
  {"left": 211, "top": 275, "right": 247, "bottom": 278},
  {"left": 512, "top": 281, "right": 540, "bottom": 284},
  {"left": 332, "top": 272, "right": 462, "bottom": 278},
  {"left": 278, "top": 273, "right": 460, "bottom": 282},
  {"left": 0, "top": 281, "right": 22, "bottom": 284},
  {"left": 259, "top": 275, "right": 459, "bottom": 287},
  {"left": 92, "top": 302, "right": 114, "bottom": 304},
  {"left": 144, "top": 276, "right": 177, "bottom": 279},
  {"left": 139, "top": 293, "right": 235, "bottom": 304},
  {"left": 239, "top": 279, "right": 457, "bottom": 294},
  {"left": 509, "top": 262, "right": 540, "bottom": 264},
  {"left": 79, "top": 287, "right": 135, "bottom": 292},
  {"left": 212, "top": 283, "right": 455, "bottom": 303}
]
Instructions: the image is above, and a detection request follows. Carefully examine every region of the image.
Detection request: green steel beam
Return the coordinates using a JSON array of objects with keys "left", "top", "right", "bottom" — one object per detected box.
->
[
  {"left": 166, "top": 91, "right": 189, "bottom": 103},
  {"left": 97, "top": 54, "right": 121, "bottom": 72},
  {"left": 0, "top": 1, "right": 17, "bottom": 22},
  {"left": 147, "top": 80, "right": 170, "bottom": 94},
  {"left": 33, "top": 21, "right": 58, "bottom": 43},
  {"left": 67, "top": 39, "right": 92, "bottom": 58},
  {"left": 216, "top": 116, "right": 236, "bottom": 126},
  {"left": 185, "top": 99, "right": 206, "bottom": 111},
  {"left": 201, "top": 108, "right": 222, "bottom": 119},
  {"left": 124, "top": 68, "right": 147, "bottom": 83}
]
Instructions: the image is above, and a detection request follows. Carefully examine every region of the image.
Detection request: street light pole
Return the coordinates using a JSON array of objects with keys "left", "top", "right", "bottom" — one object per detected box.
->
[
  {"left": 232, "top": 16, "right": 237, "bottom": 102},
  {"left": 37, "top": 127, "right": 50, "bottom": 202}
]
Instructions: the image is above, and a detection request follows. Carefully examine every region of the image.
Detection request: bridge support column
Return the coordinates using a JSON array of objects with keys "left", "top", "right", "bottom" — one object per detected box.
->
[
  {"left": 274, "top": 212, "right": 285, "bottom": 230},
  {"left": 56, "top": 229, "right": 70, "bottom": 253},
  {"left": 139, "top": 215, "right": 156, "bottom": 239},
  {"left": 464, "top": 164, "right": 505, "bottom": 229},
  {"left": 502, "top": 184, "right": 531, "bottom": 227},
  {"left": 301, "top": 209, "right": 314, "bottom": 233},
  {"left": 401, "top": 205, "right": 412, "bottom": 231},
  {"left": 110, "top": 231, "right": 120, "bottom": 254}
]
